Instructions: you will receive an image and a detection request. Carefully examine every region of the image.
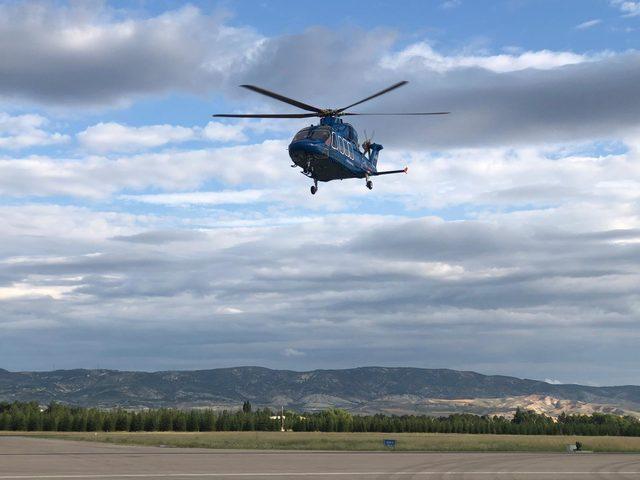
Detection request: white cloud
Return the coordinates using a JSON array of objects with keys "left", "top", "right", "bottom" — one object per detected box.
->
[
  {"left": 0, "top": 204, "right": 145, "bottom": 240},
  {"left": 366, "top": 142, "right": 640, "bottom": 216},
  {"left": 0, "top": 112, "right": 69, "bottom": 150},
  {"left": 77, "top": 121, "right": 248, "bottom": 152},
  {"left": 441, "top": 0, "right": 461, "bottom": 9},
  {"left": 217, "top": 306, "right": 244, "bottom": 314},
  {"left": 0, "top": 282, "right": 76, "bottom": 300},
  {"left": 545, "top": 378, "right": 563, "bottom": 385},
  {"left": 3, "top": 136, "right": 640, "bottom": 223},
  {"left": 0, "top": 140, "right": 289, "bottom": 198},
  {"left": 121, "top": 189, "right": 274, "bottom": 206},
  {"left": 283, "top": 348, "right": 305, "bottom": 357},
  {"left": 202, "top": 122, "right": 247, "bottom": 143},
  {"left": 77, "top": 122, "right": 195, "bottom": 152},
  {"left": 575, "top": 19, "right": 602, "bottom": 30},
  {"left": 381, "top": 42, "right": 594, "bottom": 73},
  {"left": 611, "top": 0, "right": 640, "bottom": 16}
]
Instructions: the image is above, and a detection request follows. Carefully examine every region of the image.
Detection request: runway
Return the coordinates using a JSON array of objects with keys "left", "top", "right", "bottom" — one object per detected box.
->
[{"left": 1, "top": 436, "right": 639, "bottom": 479}]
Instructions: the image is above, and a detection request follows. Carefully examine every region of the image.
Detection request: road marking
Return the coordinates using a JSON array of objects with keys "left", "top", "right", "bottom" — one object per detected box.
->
[{"left": 1, "top": 473, "right": 640, "bottom": 478}]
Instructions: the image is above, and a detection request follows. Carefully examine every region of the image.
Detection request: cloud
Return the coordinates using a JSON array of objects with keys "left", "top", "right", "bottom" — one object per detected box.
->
[
  {"left": 375, "top": 143, "right": 640, "bottom": 211},
  {"left": 77, "top": 121, "right": 248, "bottom": 152},
  {"left": 441, "top": 0, "right": 462, "bottom": 9},
  {"left": 545, "top": 378, "right": 563, "bottom": 385},
  {"left": 575, "top": 19, "right": 602, "bottom": 30},
  {"left": 234, "top": 28, "right": 637, "bottom": 149},
  {"left": 0, "top": 140, "right": 289, "bottom": 198},
  {"left": 380, "top": 43, "right": 591, "bottom": 73},
  {"left": 77, "top": 123, "right": 196, "bottom": 152},
  {"left": 2, "top": 5, "right": 638, "bottom": 152},
  {"left": 364, "top": 52, "right": 640, "bottom": 149},
  {"left": 1, "top": 203, "right": 639, "bottom": 383},
  {"left": 112, "top": 230, "right": 207, "bottom": 245},
  {"left": 0, "top": 282, "right": 76, "bottom": 300},
  {"left": 121, "top": 189, "right": 274, "bottom": 206},
  {"left": 217, "top": 306, "right": 243, "bottom": 315},
  {"left": 611, "top": 0, "right": 640, "bottom": 16},
  {"left": 283, "top": 348, "right": 305, "bottom": 357},
  {"left": 0, "top": 112, "right": 69, "bottom": 149},
  {"left": 1, "top": 3, "right": 640, "bottom": 386},
  {"left": 201, "top": 122, "right": 248, "bottom": 143},
  {"left": 0, "top": 4, "right": 263, "bottom": 106}
]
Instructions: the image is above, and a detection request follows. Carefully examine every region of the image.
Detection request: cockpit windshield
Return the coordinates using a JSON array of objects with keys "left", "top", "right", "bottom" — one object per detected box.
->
[
  {"left": 309, "top": 126, "right": 331, "bottom": 141},
  {"left": 292, "top": 126, "right": 331, "bottom": 142},
  {"left": 292, "top": 128, "right": 311, "bottom": 142}
]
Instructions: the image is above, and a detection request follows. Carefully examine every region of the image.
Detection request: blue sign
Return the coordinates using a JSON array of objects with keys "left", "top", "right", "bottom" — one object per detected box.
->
[{"left": 383, "top": 439, "right": 396, "bottom": 448}]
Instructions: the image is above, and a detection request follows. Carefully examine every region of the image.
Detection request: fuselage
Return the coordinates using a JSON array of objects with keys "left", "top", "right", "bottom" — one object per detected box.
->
[{"left": 288, "top": 117, "right": 378, "bottom": 182}]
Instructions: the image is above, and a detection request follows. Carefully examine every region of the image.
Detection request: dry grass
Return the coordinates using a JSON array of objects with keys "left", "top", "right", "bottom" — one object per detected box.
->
[{"left": 3, "top": 431, "right": 640, "bottom": 452}]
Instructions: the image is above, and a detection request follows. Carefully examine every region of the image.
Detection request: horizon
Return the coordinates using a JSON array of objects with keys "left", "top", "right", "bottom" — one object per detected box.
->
[{"left": 1, "top": 0, "right": 639, "bottom": 386}]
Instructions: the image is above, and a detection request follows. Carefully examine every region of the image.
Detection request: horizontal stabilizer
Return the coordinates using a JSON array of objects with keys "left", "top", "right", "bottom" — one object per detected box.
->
[{"left": 370, "top": 167, "right": 408, "bottom": 176}]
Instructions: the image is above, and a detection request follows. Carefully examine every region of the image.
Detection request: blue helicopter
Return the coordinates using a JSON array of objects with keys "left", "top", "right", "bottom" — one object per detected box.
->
[{"left": 214, "top": 81, "right": 448, "bottom": 195}]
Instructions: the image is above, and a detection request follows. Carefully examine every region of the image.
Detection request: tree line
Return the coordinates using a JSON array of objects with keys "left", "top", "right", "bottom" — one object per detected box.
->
[{"left": 1, "top": 401, "right": 639, "bottom": 436}]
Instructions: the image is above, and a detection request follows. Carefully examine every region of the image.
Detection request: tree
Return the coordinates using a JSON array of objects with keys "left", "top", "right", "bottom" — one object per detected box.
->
[
  {"left": 187, "top": 410, "right": 200, "bottom": 432},
  {"left": 0, "top": 412, "right": 10, "bottom": 430},
  {"left": 242, "top": 401, "right": 252, "bottom": 414},
  {"left": 115, "top": 411, "right": 130, "bottom": 431},
  {"left": 10, "top": 412, "right": 27, "bottom": 431},
  {"left": 172, "top": 412, "right": 187, "bottom": 432},
  {"left": 200, "top": 410, "right": 216, "bottom": 432},
  {"left": 158, "top": 410, "right": 173, "bottom": 431}
]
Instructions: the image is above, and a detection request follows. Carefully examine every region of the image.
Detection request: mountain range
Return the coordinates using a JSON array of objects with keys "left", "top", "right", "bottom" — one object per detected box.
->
[{"left": 1, "top": 367, "right": 639, "bottom": 417}]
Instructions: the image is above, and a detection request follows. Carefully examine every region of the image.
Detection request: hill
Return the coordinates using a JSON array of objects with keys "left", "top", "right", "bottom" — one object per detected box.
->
[{"left": 1, "top": 367, "right": 639, "bottom": 416}]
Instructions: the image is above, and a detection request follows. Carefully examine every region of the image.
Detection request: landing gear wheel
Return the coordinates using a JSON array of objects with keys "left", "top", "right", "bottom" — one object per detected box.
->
[
  {"left": 310, "top": 185, "right": 317, "bottom": 195},
  {"left": 366, "top": 180, "right": 373, "bottom": 190}
]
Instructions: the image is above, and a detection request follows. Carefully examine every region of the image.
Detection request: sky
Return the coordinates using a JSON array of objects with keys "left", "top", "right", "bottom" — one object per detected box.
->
[{"left": 1, "top": 0, "right": 639, "bottom": 386}]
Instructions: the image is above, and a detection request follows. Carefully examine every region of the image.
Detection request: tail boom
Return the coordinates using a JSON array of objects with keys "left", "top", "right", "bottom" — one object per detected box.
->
[{"left": 370, "top": 166, "right": 408, "bottom": 176}]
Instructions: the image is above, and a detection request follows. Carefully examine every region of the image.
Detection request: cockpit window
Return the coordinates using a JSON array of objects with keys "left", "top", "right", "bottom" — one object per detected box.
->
[
  {"left": 293, "top": 126, "right": 331, "bottom": 142},
  {"left": 308, "top": 126, "right": 331, "bottom": 141},
  {"left": 293, "top": 127, "right": 311, "bottom": 142}
]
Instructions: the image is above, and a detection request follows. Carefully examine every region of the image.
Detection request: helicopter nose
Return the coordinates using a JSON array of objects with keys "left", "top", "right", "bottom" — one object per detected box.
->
[{"left": 288, "top": 140, "right": 323, "bottom": 156}]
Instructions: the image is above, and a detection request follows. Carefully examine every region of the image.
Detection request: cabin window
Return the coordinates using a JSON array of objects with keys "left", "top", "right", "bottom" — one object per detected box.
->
[
  {"left": 338, "top": 137, "right": 345, "bottom": 154},
  {"left": 331, "top": 132, "right": 337, "bottom": 149}
]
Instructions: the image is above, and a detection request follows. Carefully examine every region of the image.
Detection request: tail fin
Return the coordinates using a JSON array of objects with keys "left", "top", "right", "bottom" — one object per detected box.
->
[{"left": 368, "top": 143, "right": 383, "bottom": 168}]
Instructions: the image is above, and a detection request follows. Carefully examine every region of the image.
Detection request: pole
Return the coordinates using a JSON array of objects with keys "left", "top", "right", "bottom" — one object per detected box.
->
[{"left": 281, "top": 406, "right": 285, "bottom": 432}]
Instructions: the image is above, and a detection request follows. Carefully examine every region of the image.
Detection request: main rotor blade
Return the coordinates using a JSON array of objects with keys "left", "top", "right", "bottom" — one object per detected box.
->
[
  {"left": 336, "top": 81, "right": 408, "bottom": 113},
  {"left": 240, "top": 85, "right": 323, "bottom": 113},
  {"left": 341, "top": 112, "right": 450, "bottom": 116},
  {"left": 212, "top": 113, "right": 317, "bottom": 118}
]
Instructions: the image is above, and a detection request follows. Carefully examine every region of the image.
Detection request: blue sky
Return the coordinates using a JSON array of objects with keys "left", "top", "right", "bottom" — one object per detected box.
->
[{"left": 1, "top": 0, "right": 640, "bottom": 386}]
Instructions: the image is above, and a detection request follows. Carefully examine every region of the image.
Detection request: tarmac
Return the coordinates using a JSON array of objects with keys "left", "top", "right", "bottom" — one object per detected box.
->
[{"left": 0, "top": 435, "right": 639, "bottom": 479}]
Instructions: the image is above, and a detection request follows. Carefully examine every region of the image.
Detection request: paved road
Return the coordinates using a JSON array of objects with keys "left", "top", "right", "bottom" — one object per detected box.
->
[{"left": 1, "top": 436, "right": 639, "bottom": 479}]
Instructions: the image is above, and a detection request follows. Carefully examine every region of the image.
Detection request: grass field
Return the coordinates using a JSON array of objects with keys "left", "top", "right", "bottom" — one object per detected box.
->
[{"left": 3, "top": 431, "right": 640, "bottom": 452}]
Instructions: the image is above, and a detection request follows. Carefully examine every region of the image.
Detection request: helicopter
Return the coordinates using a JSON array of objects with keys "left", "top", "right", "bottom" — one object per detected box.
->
[{"left": 213, "top": 81, "right": 448, "bottom": 195}]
